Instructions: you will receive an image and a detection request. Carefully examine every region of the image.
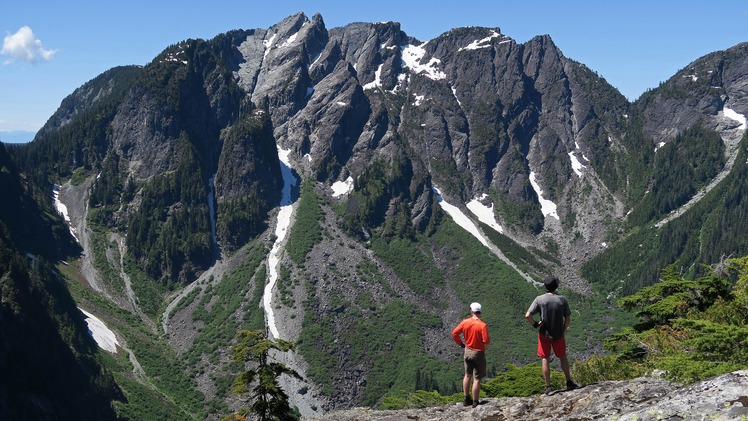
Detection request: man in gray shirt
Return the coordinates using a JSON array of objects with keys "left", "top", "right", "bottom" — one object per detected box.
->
[{"left": 524, "top": 275, "right": 578, "bottom": 395}]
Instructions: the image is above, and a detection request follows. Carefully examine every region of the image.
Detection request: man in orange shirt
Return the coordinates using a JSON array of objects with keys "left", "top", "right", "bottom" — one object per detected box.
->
[{"left": 451, "top": 302, "right": 490, "bottom": 408}]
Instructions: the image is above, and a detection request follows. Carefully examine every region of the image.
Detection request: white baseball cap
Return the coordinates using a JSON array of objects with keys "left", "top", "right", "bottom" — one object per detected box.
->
[{"left": 470, "top": 302, "right": 482, "bottom": 313}]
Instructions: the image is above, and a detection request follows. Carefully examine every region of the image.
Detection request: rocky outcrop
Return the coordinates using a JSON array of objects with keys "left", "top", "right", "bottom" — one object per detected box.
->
[{"left": 307, "top": 371, "right": 748, "bottom": 421}]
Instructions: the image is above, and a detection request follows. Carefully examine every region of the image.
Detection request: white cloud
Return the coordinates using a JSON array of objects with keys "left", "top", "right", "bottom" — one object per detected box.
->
[{"left": 2, "top": 26, "right": 57, "bottom": 65}]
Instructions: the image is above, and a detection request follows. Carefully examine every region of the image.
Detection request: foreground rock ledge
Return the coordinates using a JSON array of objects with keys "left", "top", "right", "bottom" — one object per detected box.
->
[{"left": 306, "top": 370, "right": 748, "bottom": 421}]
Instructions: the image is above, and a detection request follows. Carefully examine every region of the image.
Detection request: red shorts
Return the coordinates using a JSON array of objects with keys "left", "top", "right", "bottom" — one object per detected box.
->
[{"left": 537, "top": 334, "right": 566, "bottom": 359}]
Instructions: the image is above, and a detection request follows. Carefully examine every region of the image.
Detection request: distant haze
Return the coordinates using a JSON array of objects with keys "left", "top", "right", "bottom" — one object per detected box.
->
[{"left": 0, "top": 131, "right": 36, "bottom": 143}]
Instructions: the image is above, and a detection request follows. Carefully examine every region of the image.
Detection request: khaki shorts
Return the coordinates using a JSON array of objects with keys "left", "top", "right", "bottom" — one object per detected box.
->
[{"left": 463, "top": 348, "right": 487, "bottom": 379}]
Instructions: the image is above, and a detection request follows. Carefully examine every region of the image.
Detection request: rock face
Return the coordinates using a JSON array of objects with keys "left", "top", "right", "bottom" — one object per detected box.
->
[{"left": 307, "top": 371, "right": 748, "bottom": 421}]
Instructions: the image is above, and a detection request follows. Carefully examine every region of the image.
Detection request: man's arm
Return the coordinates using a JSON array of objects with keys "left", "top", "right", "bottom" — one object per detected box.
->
[
  {"left": 524, "top": 311, "right": 539, "bottom": 328},
  {"left": 451, "top": 323, "right": 465, "bottom": 347},
  {"left": 525, "top": 299, "right": 540, "bottom": 327},
  {"left": 563, "top": 299, "right": 571, "bottom": 334}
]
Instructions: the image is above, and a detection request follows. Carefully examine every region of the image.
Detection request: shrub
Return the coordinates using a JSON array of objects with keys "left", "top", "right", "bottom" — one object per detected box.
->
[
  {"left": 483, "top": 364, "right": 565, "bottom": 397},
  {"left": 571, "top": 355, "right": 646, "bottom": 385}
]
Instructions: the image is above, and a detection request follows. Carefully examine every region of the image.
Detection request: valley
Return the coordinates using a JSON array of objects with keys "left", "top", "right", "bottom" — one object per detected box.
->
[{"left": 2, "top": 11, "right": 747, "bottom": 420}]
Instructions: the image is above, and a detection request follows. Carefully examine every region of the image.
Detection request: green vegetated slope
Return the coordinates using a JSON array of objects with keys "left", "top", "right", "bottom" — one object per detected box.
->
[
  {"left": 383, "top": 255, "right": 748, "bottom": 410},
  {"left": 285, "top": 180, "right": 628, "bottom": 407},
  {"left": 290, "top": 123, "right": 747, "bottom": 408},
  {"left": 0, "top": 144, "right": 119, "bottom": 420},
  {"left": 583, "top": 130, "right": 748, "bottom": 295},
  {"left": 62, "top": 260, "right": 207, "bottom": 420},
  {"left": 61, "top": 233, "right": 271, "bottom": 420}
]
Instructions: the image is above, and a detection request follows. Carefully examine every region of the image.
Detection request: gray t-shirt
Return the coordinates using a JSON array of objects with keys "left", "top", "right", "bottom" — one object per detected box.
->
[{"left": 527, "top": 293, "right": 570, "bottom": 340}]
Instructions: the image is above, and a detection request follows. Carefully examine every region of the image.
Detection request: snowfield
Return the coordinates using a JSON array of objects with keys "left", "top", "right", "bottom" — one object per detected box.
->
[{"left": 79, "top": 308, "right": 119, "bottom": 353}]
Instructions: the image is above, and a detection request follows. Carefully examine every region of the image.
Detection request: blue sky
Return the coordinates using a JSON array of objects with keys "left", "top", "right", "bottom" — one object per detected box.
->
[{"left": 2, "top": 0, "right": 747, "bottom": 135}]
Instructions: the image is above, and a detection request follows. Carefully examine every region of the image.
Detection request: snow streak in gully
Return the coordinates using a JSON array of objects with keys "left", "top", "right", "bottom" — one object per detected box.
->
[{"left": 263, "top": 147, "right": 297, "bottom": 339}]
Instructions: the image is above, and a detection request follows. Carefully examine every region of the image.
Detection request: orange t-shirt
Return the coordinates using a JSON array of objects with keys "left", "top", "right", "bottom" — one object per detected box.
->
[{"left": 452, "top": 317, "right": 490, "bottom": 352}]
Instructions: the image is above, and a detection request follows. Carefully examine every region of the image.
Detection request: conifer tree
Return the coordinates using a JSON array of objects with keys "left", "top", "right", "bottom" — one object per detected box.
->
[{"left": 224, "top": 330, "right": 302, "bottom": 421}]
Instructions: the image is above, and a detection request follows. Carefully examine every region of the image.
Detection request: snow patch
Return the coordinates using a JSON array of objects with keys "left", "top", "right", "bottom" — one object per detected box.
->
[
  {"left": 394, "top": 73, "right": 407, "bottom": 92},
  {"left": 413, "top": 94, "right": 425, "bottom": 106},
  {"left": 401, "top": 43, "right": 446, "bottom": 80},
  {"left": 655, "top": 141, "right": 666, "bottom": 152},
  {"left": 466, "top": 195, "right": 503, "bottom": 233},
  {"left": 459, "top": 30, "right": 501, "bottom": 51},
  {"left": 160, "top": 47, "right": 188, "bottom": 65},
  {"left": 451, "top": 87, "right": 462, "bottom": 106},
  {"left": 80, "top": 308, "right": 119, "bottom": 353},
  {"left": 363, "top": 64, "right": 384, "bottom": 90},
  {"left": 433, "top": 187, "right": 536, "bottom": 286},
  {"left": 52, "top": 186, "right": 79, "bottom": 243},
  {"left": 263, "top": 33, "right": 277, "bottom": 58},
  {"left": 279, "top": 31, "right": 299, "bottom": 48},
  {"left": 723, "top": 107, "right": 747, "bottom": 131},
  {"left": 308, "top": 51, "right": 322, "bottom": 69},
  {"left": 529, "top": 172, "right": 559, "bottom": 220},
  {"left": 263, "top": 147, "right": 298, "bottom": 339},
  {"left": 433, "top": 187, "right": 490, "bottom": 247},
  {"left": 331, "top": 176, "right": 354, "bottom": 197},
  {"left": 569, "top": 152, "right": 586, "bottom": 177}
]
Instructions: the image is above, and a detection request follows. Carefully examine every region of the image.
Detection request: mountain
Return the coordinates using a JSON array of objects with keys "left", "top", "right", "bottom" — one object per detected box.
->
[{"left": 2, "top": 11, "right": 747, "bottom": 419}]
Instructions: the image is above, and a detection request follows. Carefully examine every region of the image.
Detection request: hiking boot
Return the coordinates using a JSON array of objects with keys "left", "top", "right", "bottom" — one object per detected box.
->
[
  {"left": 463, "top": 395, "right": 473, "bottom": 406},
  {"left": 472, "top": 401, "right": 478, "bottom": 408},
  {"left": 566, "top": 380, "right": 579, "bottom": 391},
  {"left": 544, "top": 386, "right": 553, "bottom": 396}
]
